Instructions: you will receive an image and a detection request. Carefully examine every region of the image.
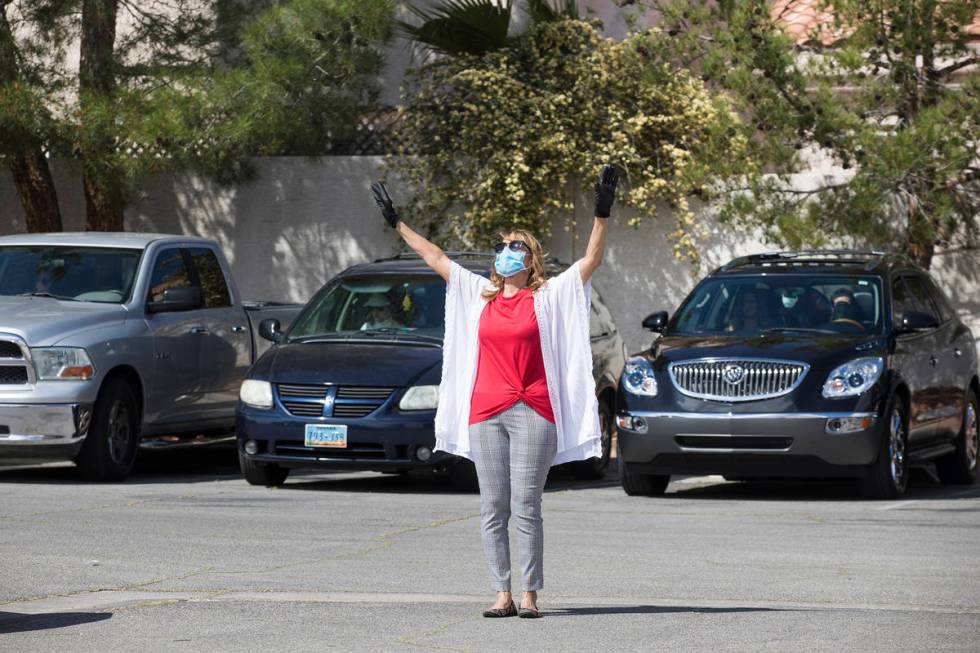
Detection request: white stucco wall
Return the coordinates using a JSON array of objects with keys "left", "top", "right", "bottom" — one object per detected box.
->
[{"left": 1, "top": 156, "right": 977, "bottom": 355}]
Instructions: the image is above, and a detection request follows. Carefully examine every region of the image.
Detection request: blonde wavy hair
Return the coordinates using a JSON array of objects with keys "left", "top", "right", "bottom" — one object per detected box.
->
[{"left": 481, "top": 228, "right": 548, "bottom": 301}]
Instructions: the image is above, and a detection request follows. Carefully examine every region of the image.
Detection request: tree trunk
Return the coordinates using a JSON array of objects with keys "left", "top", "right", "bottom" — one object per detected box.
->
[
  {"left": 79, "top": 0, "right": 124, "bottom": 232},
  {"left": 0, "top": 3, "right": 62, "bottom": 232},
  {"left": 9, "top": 151, "right": 62, "bottom": 232}
]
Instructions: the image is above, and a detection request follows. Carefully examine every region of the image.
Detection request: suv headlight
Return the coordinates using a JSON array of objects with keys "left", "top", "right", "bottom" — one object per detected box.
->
[
  {"left": 240, "top": 379, "right": 273, "bottom": 409},
  {"left": 31, "top": 347, "right": 95, "bottom": 380},
  {"left": 822, "top": 357, "right": 884, "bottom": 398},
  {"left": 399, "top": 385, "right": 439, "bottom": 410},
  {"left": 623, "top": 357, "right": 658, "bottom": 396}
]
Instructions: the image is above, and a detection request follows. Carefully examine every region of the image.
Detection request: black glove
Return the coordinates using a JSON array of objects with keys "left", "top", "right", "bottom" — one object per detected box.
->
[
  {"left": 371, "top": 181, "right": 400, "bottom": 228},
  {"left": 593, "top": 164, "right": 618, "bottom": 218}
]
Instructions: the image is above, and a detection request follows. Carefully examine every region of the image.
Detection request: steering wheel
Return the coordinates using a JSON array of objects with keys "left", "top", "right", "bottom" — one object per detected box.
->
[{"left": 831, "top": 317, "right": 865, "bottom": 332}]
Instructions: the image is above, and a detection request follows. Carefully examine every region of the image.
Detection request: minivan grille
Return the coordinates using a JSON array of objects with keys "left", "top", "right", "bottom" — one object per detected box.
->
[
  {"left": 668, "top": 359, "right": 809, "bottom": 402},
  {"left": 276, "top": 384, "right": 395, "bottom": 419}
]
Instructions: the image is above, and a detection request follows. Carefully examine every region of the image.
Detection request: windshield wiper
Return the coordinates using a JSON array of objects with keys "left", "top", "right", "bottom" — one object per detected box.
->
[
  {"left": 359, "top": 328, "right": 443, "bottom": 343},
  {"left": 17, "top": 291, "right": 75, "bottom": 301},
  {"left": 761, "top": 327, "right": 838, "bottom": 335}
]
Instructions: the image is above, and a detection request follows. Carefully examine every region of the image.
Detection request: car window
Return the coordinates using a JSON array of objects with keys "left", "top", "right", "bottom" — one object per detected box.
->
[
  {"left": 0, "top": 246, "right": 140, "bottom": 303},
  {"left": 904, "top": 275, "right": 941, "bottom": 323},
  {"left": 891, "top": 276, "right": 918, "bottom": 320},
  {"left": 922, "top": 276, "right": 955, "bottom": 323},
  {"left": 289, "top": 274, "right": 448, "bottom": 339},
  {"left": 187, "top": 247, "right": 231, "bottom": 308},
  {"left": 148, "top": 248, "right": 191, "bottom": 303},
  {"left": 670, "top": 275, "right": 882, "bottom": 336}
]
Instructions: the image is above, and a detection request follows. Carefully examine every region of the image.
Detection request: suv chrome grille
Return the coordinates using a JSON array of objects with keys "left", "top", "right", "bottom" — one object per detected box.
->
[
  {"left": 275, "top": 384, "right": 395, "bottom": 419},
  {"left": 0, "top": 337, "right": 31, "bottom": 385},
  {"left": 668, "top": 358, "right": 809, "bottom": 402}
]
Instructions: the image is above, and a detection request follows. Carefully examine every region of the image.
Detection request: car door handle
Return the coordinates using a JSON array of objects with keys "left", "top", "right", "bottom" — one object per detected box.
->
[
  {"left": 954, "top": 347, "right": 962, "bottom": 358},
  {"left": 231, "top": 325, "right": 247, "bottom": 333},
  {"left": 929, "top": 355, "right": 938, "bottom": 366},
  {"left": 189, "top": 326, "right": 208, "bottom": 335}
]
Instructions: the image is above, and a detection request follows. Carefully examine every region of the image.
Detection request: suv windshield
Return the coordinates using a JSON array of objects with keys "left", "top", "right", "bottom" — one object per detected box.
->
[
  {"left": 671, "top": 275, "right": 884, "bottom": 336},
  {"left": 0, "top": 246, "right": 141, "bottom": 304},
  {"left": 289, "top": 274, "right": 449, "bottom": 340}
]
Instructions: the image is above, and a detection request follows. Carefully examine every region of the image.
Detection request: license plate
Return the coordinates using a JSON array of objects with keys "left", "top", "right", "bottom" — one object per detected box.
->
[{"left": 304, "top": 424, "right": 347, "bottom": 448}]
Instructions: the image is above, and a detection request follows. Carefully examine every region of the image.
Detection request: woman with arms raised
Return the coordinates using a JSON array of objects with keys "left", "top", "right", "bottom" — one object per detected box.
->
[{"left": 370, "top": 166, "right": 618, "bottom": 619}]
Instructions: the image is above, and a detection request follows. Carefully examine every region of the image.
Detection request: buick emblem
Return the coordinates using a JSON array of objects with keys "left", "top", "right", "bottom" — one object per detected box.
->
[{"left": 722, "top": 364, "right": 745, "bottom": 385}]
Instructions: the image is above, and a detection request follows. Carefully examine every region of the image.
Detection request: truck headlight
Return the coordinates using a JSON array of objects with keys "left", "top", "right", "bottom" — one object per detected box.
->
[
  {"left": 240, "top": 379, "right": 273, "bottom": 409},
  {"left": 822, "top": 357, "right": 884, "bottom": 398},
  {"left": 31, "top": 347, "right": 95, "bottom": 380},
  {"left": 623, "top": 357, "right": 658, "bottom": 396},
  {"left": 399, "top": 385, "right": 439, "bottom": 410}
]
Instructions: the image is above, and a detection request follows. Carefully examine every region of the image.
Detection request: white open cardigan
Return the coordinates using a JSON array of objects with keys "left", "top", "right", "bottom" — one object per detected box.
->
[{"left": 434, "top": 260, "right": 602, "bottom": 465}]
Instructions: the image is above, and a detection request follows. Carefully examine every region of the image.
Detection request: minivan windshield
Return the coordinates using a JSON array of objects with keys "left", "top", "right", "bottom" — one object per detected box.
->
[
  {"left": 670, "top": 275, "right": 884, "bottom": 336},
  {"left": 289, "top": 275, "right": 449, "bottom": 341},
  {"left": 0, "top": 246, "right": 142, "bottom": 304}
]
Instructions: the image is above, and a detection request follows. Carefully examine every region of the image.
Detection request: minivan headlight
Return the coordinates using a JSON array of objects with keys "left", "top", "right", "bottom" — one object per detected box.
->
[
  {"left": 822, "top": 357, "right": 884, "bottom": 398},
  {"left": 31, "top": 347, "right": 95, "bottom": 380},
  {"left": 399, "top": 385, "right": 439, "bottom": 410},
  {"left": 240, "top": 379, "right": 273, "bottom": 409},
  {"left": 623, "top": 357, "right": 658, "bottom": 396}
]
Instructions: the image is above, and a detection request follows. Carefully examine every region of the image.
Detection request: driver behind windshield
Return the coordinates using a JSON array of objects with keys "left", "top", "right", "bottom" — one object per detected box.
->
[
  {"left": 830, "top": 288, "right": 864, "bottom": 330},
  {"left": 360, "top": 293, "right": 403, "bottom": 331}
]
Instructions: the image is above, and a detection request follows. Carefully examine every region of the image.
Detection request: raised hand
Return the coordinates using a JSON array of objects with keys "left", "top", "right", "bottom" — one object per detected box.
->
[
  {"left": 593, "top": 164, "right": 618, "bottom": 218},
  {"left": 371, "top": 181, "right": 400, "bottom": 228}
]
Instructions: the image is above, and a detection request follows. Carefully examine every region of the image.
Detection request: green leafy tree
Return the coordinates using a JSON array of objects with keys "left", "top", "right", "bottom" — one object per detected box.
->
[
  {"left": 642, "top": 0, "right": 980, "bottom": 268},
  {"left": 389, "top": 18, "right": 747, "bottom": 260},
  {"left": 1, "top": 0, "right": 394, "bottom": 232}
]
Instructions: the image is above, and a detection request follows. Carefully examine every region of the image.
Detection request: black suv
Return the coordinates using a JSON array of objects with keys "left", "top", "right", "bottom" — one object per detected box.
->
[
  {"left": 616, "top": 250, "right": 978, "bottom": 499},
  {"left": 236, "top": 253, "right": 626, "bottom": 488}
]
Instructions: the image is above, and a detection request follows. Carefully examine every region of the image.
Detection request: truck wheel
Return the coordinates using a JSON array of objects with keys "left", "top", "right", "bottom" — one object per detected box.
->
[
  {"left": 619, "top": 460, "right": 669, "bottom": 496},
  {"left": 449, "top": 458, "right": 479, "bottom": 492},
  {"left": 238, "top": 450, "right": 289, "bottom": 486},
  {"left": 75, "top": 378, "right": 140, "bottom": 482},
  {"left": 570, "top": 400, "right": 614, "bottom": 480},
  {"left": 859, "top": 395, "right": 909, "bottom": 499},
  {"left": 936, "top": 390, "right": 979, "bottom": 486}
]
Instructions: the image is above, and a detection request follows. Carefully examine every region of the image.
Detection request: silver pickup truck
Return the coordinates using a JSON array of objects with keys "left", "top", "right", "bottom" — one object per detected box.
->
[{"left": 0, "top": 233, "right": 301, "bottom": 480}]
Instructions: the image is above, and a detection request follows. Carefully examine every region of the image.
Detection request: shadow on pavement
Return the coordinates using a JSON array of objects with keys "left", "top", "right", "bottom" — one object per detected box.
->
[
  {"left": 548, "top": 605, "right": 794, "bottom": 617},
  {"left": 0, "top": 611, "right": 112, "bottom": 634}
]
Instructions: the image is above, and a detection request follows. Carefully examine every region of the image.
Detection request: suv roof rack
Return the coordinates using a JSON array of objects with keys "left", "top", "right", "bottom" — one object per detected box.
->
[{"left": 721, "top": 249, "right": 900, "bottom": 272}]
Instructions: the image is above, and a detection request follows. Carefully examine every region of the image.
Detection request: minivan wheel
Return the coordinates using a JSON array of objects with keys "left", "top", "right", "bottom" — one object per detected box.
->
[
  {"left": 239, "top": 449, "right": 289, "bottom": 487},
  {"left": 75, "top": 378, "right": 140, "bottom": 482},
  {"left": 936, "top": 390, "right": 979, "bottom": 486},
  {"left": 859, "top": 396, "right": 909, "bottom": 499},
  {"left": 569, "top": 401, "right": 614, "bottom": 480}
]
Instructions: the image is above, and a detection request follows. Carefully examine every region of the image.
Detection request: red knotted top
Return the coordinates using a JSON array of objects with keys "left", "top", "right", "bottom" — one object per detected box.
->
[{"left": 469, "top": 288, "right": 555, "bottom": 425}]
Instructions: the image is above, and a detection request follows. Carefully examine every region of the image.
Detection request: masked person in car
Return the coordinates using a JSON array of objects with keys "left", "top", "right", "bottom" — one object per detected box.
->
[
  {"left": 830, "top": 288, "right": 865, "bottom": 332},
  {"left": 370, "top": 166, "right": 617, "bottom": 620},
  {"left": 359, "top": 293, "right": 402, "bottom": 331}
]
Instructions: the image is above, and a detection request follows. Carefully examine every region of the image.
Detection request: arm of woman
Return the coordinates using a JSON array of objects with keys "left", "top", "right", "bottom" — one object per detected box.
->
[
  {"left": 371, "top": 182, "right": 452, "bottom": 282},
  {"left": 579, "top": 165, "right": 617, "bottom": 284}
]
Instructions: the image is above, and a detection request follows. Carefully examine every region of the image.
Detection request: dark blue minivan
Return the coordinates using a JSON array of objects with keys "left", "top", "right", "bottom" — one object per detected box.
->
[{"left": 235, "top": 252, "right": 625, "bottom": 488}]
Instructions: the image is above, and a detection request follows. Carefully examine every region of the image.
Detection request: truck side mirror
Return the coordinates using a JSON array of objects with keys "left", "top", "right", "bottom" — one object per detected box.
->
[
  {"left": 895, "top": 310, "right": 939, "bottom": 334},
  {"left": 146, "top": 286, "right": 203, "bottom": 313},
  {"left": 642, "top": 311, "right": 669, "bottom": 333},
  {"left": 259, "top": 318, "right": 285, "bottom": 343}
]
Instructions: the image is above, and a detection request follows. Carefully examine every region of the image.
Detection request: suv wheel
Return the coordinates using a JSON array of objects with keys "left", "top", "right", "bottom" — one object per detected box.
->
[
  {"left": 569, "top": 400, "right": 614, "bottom": 480},
  {"left": 936, "top": 390, "right": 979, "bottom": 485},
  {"left": 859, "top": 396, "right": 909, "bottom": 499},
  {"left": 618, "top": 444, "right": 669, "bottom": 496},
  {"left": 239, "top": 449, "right": 289, "bottom": 487},
  {"left": 75, "top": 378, "right": 140, "bottom": 482}
]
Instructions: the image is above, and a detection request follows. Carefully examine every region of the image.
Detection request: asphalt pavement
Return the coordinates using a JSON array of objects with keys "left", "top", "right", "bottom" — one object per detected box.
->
[{"left": 1, "top": 450, "right": 978, "bottom": 652}]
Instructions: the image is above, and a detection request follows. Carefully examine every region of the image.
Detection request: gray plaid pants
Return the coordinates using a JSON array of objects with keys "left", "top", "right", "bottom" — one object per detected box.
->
[{"left": 469, "top": 400, "right": 558, "bottom": 592}]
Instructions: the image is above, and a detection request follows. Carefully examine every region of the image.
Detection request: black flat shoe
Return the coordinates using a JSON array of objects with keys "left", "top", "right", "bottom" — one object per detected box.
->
[
  {"left": 483, "top": 601, "right": 517, "bottom": 618},
  {"left": 518, "top": 605, "right": 542, "bottom": 619}
]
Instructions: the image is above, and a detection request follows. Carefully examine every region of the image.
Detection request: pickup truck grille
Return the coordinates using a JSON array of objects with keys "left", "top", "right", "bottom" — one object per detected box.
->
[
  {"left": 276, "top": 384, "right": 395, "bottom": 419},
  {"left": 0, "top": 337, "right": 30, "bottom": 385},
  {"left": 668, "top": 358, "right": 809, "bottom": 402}
]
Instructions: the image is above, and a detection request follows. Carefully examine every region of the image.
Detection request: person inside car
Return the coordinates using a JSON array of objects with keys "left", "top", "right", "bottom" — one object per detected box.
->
[
  {"left": 370, "top": 165, "right": 617, "bottom": 620},
  {"left": 359, "top": 293, "right": 402, "bottom": 331},
  {"left": 830, "top": 288, "right": 865, "bottom": 332}
]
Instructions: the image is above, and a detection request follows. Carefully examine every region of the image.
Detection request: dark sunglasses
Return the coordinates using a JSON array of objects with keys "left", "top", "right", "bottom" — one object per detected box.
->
[{"left": 493, "top": 240, "right": 527, "bottom": 254}]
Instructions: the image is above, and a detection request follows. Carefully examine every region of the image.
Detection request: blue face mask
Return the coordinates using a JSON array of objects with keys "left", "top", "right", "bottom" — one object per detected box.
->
[{"left": 494, "top": 248, "right": 527, "bottom": 277}]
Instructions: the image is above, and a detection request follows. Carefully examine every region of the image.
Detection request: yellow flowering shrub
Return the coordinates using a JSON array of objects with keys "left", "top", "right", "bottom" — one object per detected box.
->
[{"left": 388, "top": 20, "right": 748, "bottom": 263}]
